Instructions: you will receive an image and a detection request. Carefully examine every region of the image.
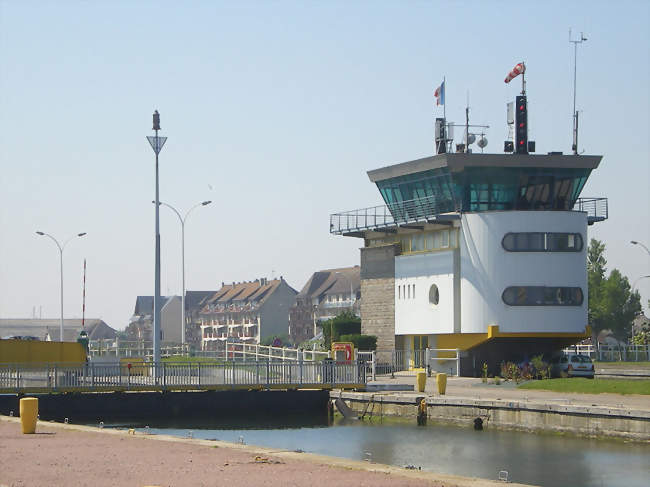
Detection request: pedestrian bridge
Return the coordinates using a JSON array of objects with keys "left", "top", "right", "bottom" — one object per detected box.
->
[{"left": 0, "top": 361, "right": 366, "bottom": 394}]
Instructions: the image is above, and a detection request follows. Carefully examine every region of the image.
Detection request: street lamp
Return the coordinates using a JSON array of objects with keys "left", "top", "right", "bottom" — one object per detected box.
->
[
  {"left": 153, "top": 199, "right": 212, "bottom": 345},
  {"left": 35, "top": 231, "right": 87, "bottom": 341},
  {"left": 632, "top": 275, "right": 650, "bottom": 293},
  {"left": 630, "top": 241, "right": 650, "bottom": 257},
  {"left": 147, "top": 110, "right": 168, "bottom": 365}
]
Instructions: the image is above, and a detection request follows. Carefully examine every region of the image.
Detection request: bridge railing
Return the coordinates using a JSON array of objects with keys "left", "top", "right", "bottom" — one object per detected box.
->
[{"left": 0, "top": 360, "right": 366, "bottom": 394}]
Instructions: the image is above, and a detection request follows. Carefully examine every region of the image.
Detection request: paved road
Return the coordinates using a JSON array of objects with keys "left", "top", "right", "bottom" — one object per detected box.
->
[{"left": 370, "top": 373, "right": 650, "bottom": 410}]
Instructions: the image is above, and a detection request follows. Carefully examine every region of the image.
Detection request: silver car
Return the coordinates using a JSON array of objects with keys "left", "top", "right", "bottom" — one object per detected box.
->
[{"left": 550, "top": 354, "right": 595, "bottom": 378}]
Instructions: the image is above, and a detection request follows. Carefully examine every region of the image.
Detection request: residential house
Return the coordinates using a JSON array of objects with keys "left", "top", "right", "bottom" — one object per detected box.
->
[
  {"left": 126, "top": 295, "right": 182, "bottom": 344},
  {"left": 288, "top": 266, "right": 360, "bottom": 345},
  {"left": 199, "top": 277, "right": 297, "bottom": 350}
]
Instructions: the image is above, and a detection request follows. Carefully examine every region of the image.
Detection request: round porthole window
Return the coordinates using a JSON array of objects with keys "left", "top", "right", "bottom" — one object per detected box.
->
[{"left": 429, "top": 284, "right": 439, "bottom": 305}]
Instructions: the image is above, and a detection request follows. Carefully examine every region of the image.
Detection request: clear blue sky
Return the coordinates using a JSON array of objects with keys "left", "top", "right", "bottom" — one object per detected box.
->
[{"left": 1, "top": 1, "right": 648, "bottom": 330}]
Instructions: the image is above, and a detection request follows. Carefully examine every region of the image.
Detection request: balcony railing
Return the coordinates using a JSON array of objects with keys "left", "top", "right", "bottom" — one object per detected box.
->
[
  {"left": 330, "top": 195, "right": 455, "bottom": 235},
  {"left": 574, "top": 197, "right": 608, "bottom": 224},
  {"left": 330, "top": 196, "right": 608, "bottom": 235}
]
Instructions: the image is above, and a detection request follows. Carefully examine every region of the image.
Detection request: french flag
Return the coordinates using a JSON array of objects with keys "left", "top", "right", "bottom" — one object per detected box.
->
[{"left": 434, "top": 81, "right": 445, "bottom": 106}]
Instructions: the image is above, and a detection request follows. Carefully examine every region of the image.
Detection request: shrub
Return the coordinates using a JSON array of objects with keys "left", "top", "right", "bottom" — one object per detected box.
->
[
  {"left": 322, "top": 311, "right": 361, "bottom": 349},
  {"left": 339, "top": 334, "right": 377, "bottom": 351}
]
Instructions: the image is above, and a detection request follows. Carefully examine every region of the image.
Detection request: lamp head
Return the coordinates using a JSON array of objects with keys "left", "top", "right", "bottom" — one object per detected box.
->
[
  {"left": 78, "top": 233, "right": 87, "bottom": 237},
  {"left": 631, "top": 241, "right": 639, "bottom": 245},
  {"left": 202, "top": 200, "right": 212, "bottom": 206},
  {"left": 36, "top": 231, "right": 44, "bottom": 235}
]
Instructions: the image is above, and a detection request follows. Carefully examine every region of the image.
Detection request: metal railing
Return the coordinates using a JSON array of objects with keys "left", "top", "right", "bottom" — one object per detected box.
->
[
  {"left": 574, "top": 197, "right": 608, "bottom": 223},
  {"left": 0, "top": 360, "right": 366, "bottom": 394},
  {"left": 374, "top": 349, "right": 460, "bottom": 377},
  {"left": 330, "top": 195, "right": 455, "bottom": 235},
  {"left": 88, "top": 339, "right": 190, "bottom": 359},
  {"left": 196, "top": 343, "right": 330, "bottom": 362},
  {"left": 330, "top": 195, "right": 608, "bottom": 235},
  {"left": 563, "top": 344, "right": 650, "bottom": 362}
]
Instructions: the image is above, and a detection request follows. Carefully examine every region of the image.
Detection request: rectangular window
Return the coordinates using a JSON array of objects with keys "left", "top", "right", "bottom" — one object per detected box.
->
[
  {"left": 441, "top": 229, "right": 449, "bottom": 247},
  {"left": 398, "top": 286, "right": 401, "bottom": 299},
  {"left": 413, "top": 284, "right": 415, "bottom": 298},
  {"left": 425, "top": 233, "right": 434, "bottom": 250},
  {"left": 407, "top": 285, "right": 411, "bottom": 299},
  {"left": 433, "top": 232, "right": 442, "bottom": 249}
]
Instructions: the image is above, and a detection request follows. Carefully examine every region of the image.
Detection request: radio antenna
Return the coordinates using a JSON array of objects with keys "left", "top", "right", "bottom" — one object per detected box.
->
[{"left": 570, "top": 28, "right": 587, "bottom": 155}]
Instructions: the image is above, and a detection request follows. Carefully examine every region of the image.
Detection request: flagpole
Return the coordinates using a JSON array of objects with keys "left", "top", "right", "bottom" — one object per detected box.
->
[{"left": 443, "top": 76, "right": 446, "bottom": 122}]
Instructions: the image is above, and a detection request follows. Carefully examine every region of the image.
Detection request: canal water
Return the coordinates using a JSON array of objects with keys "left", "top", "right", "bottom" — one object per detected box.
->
[{"left": 109, "top": 418, "right": 649, "bottom": 487}]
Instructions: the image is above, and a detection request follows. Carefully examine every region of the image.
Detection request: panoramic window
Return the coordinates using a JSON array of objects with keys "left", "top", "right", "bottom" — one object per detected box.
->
[
  {"left": 502, "top": 286, "right": 584, "bottom": 306},
  {"left": 502, "top": 232, "right": 583, "bottom": 252},
  {"left": 429, "top": 284, "right": 440, "bottom": 305}
]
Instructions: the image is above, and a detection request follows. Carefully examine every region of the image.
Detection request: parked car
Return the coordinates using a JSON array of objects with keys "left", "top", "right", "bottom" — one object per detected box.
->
[{"left": 550, "top": 354, "right": 595, "bottom": 378}]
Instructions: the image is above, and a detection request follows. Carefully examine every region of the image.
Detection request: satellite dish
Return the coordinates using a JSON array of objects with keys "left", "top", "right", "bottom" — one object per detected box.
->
[
  {"left": 477, "top": 136, "right": 488, "bottom": 149},
  {"left": 467, "top": 134, "right": 476, "bottom": 145}
]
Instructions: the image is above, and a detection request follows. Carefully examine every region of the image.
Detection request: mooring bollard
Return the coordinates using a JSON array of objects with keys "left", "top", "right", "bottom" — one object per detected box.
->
[
  {"left": 436, "top": 373, "right": 447, "bottom": 395},
  {"left": 19, "top": 397, "right": 38, "bottom": 434}
]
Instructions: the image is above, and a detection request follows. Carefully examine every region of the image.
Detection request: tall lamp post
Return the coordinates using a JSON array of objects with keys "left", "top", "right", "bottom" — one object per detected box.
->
[
  {"left": 35, "top": 231, "right": 87, "bottom": 341},
  {"left": 630, "top": 241, "right": 650, "bottom": 257},
  {"left": 154, "top": 199, "right": 212, "bottom": 345},
  {"left": 147, "top": 110, "right": 167, "bottom": 365},
  {"left": 632, "top": 275, "right": 650, "bottom": 293}
]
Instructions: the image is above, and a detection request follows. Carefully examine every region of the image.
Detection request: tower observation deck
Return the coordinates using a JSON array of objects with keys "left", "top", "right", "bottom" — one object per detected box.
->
[{"left": 330, "top": 153, "right": 607, "bottom": 237}]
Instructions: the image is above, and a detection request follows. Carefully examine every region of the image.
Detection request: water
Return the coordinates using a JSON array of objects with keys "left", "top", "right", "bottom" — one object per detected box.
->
[{"left": 108, "top": 418, "right": 649, "bottom": 487}]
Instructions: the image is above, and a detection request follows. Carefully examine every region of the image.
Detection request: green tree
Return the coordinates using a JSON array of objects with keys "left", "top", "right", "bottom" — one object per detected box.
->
[
  {"left": 322, "top": 311, "right": 361, "bottom": 350},
  {"left": 587, "top": 239, "right": 642, "bottom": 350}
]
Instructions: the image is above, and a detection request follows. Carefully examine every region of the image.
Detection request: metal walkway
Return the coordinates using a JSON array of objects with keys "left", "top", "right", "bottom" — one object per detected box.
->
[{"left": 0, "top": 361, "right": 366, "bottom": 394}]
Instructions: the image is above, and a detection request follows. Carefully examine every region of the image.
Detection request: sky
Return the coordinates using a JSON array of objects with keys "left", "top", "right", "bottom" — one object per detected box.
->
[{"left": 0, "top": 0, "right": 648, "bottom": 331}]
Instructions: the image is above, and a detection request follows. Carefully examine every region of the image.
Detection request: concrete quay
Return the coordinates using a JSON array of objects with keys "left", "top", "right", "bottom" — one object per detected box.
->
[{"left": 333, "top": 375, "right": 650, "bottom": 441}]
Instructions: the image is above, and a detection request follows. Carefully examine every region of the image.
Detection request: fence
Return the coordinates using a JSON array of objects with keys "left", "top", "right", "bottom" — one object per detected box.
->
[
  {"left": 0, "top": 360, "right": 366, "bottom": 394},
  {"left": 88, "top": 340, "right": 190, "bottom": 359},
  {"left": 195, "top": 343, "right": 330, "bottom": 363},
  {"left": 375, "top": 349, "right": 460, "bottom": 377},
  {"left": 562, "top": 344, "right": 650, "bottom": 362}
]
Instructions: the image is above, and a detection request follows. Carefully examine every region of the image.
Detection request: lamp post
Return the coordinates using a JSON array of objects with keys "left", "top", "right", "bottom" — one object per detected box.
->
[
  {"left": 632, "top": 275, "right": 650, "bottom": 293},
  {"left": 154, "top": 200, "right": 212, "bottom": 345},
  {"left": 35, "top": 231, "right": 87, "bottom": 341},
  {"left": 630, "top": 241, "right": 650, "bottom": 257},
  {"left": 147, "top": 110, "right": 167, "bottom": 365}
]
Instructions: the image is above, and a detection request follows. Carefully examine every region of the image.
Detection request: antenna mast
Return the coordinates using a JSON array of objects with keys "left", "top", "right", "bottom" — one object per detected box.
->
[{"left": 570, "top": 29, "right": 587, "bottom": 155}]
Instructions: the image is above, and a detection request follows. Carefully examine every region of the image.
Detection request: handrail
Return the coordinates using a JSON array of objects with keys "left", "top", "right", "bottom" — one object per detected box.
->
[{"left": 0, "top": 360, "right": 366, "bottom": 394}]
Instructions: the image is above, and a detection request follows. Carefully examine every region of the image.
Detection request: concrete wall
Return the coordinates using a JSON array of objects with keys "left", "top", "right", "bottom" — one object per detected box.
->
[
  {"left": 395, "top": 250, "right": 454, "bottom": 335},
  {"left": 459, "top": 211, "right": 588, "bottom": 334},
  {"left": 335, "top": 392, "right": 650, "bottom": 441}
]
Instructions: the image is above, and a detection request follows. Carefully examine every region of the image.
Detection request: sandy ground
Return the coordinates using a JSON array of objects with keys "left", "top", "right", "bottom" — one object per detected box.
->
[
  {"left": 373, "top": 375, "right": 650, "bottom": 410},
  {"left": 0, "top": 417, "right": 533, "bottom": 487}
]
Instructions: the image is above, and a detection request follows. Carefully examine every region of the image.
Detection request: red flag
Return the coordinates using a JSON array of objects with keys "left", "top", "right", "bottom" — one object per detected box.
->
[{"left": 505, "top": 63, "right": 525, "bottom": 83}]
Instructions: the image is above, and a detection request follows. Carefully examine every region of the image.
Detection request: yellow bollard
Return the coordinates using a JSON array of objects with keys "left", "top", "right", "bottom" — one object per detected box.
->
[
  {"left": 19, "top": 397, "right": 38, "bottom": 434},
  {"left": 436, "top": 373, "right": 447, "bottom": 395},
  {"left": 415, "top": 371, "right": 427, "bottom": 392}
]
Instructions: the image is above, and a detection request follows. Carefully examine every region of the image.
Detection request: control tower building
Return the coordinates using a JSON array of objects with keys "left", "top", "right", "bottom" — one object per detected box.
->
[{"left": 330, "top": 152, "right": 607, "bottom": 375}]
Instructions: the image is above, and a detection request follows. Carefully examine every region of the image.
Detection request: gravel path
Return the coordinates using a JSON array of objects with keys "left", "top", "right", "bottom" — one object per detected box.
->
[{"left": 0, "top": 417, "right": 531, "bottom": 487}]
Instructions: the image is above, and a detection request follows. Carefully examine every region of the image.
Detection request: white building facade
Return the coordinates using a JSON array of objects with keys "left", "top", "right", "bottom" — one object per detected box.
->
[{"left": 332, "top": 152, "right": 607, "bottom": 375}]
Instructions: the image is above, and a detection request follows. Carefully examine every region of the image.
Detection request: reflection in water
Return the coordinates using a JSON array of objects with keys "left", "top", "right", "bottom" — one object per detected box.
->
[{"left": 105, "top": 418, "right": 649, "bottom": 487}]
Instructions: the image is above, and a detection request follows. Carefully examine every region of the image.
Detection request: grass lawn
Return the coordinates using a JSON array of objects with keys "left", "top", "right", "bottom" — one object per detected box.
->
[{"left": 518, "top": 378, "right": 650, "bottom": 395}]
